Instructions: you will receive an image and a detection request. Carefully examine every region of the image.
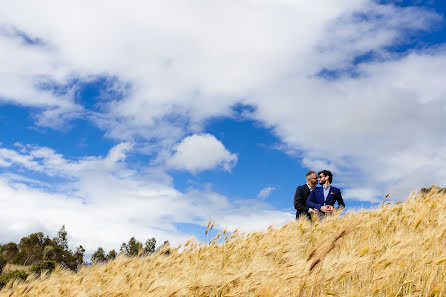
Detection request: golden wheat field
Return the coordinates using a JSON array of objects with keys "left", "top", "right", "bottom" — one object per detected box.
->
[{"left": 2, "top": 186, "right": 446, "bottom": 297}]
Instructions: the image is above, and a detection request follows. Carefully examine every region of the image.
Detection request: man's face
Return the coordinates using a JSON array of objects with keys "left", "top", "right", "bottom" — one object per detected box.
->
[
  {"left": 318, "top": 173, "right": 327, "bottom": 185},
  {"left": 307, "top": 173, "right": 318, "bottom": 187}
]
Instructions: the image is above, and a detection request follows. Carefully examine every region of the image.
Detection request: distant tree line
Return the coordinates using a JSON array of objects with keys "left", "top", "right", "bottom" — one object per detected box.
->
[
  {"left": 0, "top": 226, "right": 168, "bottom": 288},
  {"left": 0, "top": 225, "right": 84, "bottom": 271},
  {"left": 0, "top": 225, "right": 84, "bottom": 288},
  {"left": 91, "top": 236, "right": 170, "bottom": 264}
]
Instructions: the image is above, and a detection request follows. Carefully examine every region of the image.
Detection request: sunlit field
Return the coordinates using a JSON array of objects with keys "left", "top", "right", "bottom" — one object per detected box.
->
[{"left": 2, "top": 187, "right": 446, "bottom": 296}]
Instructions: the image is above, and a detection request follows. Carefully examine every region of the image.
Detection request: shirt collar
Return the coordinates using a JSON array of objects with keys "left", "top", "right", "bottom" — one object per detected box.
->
[{"left": 306, "top": 183, "right": 313, "bottom": 190}]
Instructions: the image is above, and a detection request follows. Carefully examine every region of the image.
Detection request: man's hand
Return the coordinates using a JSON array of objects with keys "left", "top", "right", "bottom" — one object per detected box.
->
[{"left": 320, "top": 205, "right": 334, "bottom": 213}]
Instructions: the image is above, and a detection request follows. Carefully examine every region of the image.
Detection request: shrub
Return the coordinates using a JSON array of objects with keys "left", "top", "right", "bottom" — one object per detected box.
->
[
  {"left": 43, "top": 245, "right": 56, "bottom": 261},
  {"left": 11, "top": 251, "right": 26, "bottom": 265},
  {"left": 29, "top": 260, "right": 56, "bottom": 275},
  {"left": 0, "top": 270, "right": 28, "bottom": 289},
  {"left": 0, "top": 242, "right": 19, "bottom": 262},
  {"left": 0, "top": 254, "right": 6, "bottom": 273}
]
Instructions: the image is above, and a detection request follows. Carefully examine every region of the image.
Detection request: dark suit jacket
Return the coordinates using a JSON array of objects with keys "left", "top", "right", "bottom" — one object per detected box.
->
[
  {"left": 306, "top": 186, "right": 345, "bottom": 211},
  {"left": 294, "top": 184, "right": 311, "bottom": 219}
]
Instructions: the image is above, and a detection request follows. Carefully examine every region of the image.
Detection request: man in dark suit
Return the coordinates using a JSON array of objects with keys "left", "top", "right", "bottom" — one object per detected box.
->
[
  {"left": 306, "top": 170, "right": 345, "bottom": 217},
  {"left": 294, "top": 170, "right": 319, "bottom": 220}
]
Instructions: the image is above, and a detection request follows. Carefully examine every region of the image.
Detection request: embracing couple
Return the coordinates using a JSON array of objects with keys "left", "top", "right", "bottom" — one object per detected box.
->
[{"left": 293, "top": 170, "right": 345, "bottom": 220}]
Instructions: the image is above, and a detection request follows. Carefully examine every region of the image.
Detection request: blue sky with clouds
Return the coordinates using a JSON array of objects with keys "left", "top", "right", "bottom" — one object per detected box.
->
[{"left": 1, "top": 0, "right": 446, "bottom": 256}]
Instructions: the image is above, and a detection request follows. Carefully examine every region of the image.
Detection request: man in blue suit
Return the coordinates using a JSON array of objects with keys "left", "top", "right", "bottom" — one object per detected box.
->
[{"left": 306, "top": 170, "right": 345, "bottom": 216}]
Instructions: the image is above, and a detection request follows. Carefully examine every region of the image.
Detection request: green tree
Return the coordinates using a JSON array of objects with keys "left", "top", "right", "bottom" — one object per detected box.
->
[
  {"left": 43, "top": 245, "right": 56, "bottom": 261},
  {"left": 1, "top": 242, "right": 19, "bottom": 262},
  {"left": 72, "top": 245, "right": 85, "bottom": 267},
  {"left": 120, "top": 237, "right": 143, "bottom": 257},
  {"left": 91, "top": 247, "right": 107, "bottom": 263},
  {"left": 106, "top": 249, "right": 117, "bottom": 261},
  {"left": 55, "top": 225, "right": 68, "bottom": 249},
  {"left": 143, "top": 238, "right": 156, "bottom": 255},
  {"left": 48, "top": 244, "right": 68, "bottom": 264},
  {"left": 45, "top": 226, "right": 83, "bottom": 270},
  {"left": 11, "top": 251, "right": 26, "bottom": 265},
  {"left": 0, "top": 254, "right": 6, "bottom": 273},
  {"left": 0, "top": 227, "right": 87, "bottom": 272},
  {"left": 18, "top": 232, "right": 50, "bottom": 265}
]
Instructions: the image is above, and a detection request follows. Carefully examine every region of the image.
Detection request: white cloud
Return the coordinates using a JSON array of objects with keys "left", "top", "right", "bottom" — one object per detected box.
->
[
  {"left": 0, "top": 144, "right": 287, "bottom": 258},
  {"left": 342, "top": 187, "right": 383, "bottom": 203},
  {"left": 257, "top": 186, "right": 276, "bottom": 199},
  {"left": 167, "top": 133, "right": 238, "bottom": 173},
  {"left": 246, "top": 50, "right": 446, "bottom": 200},
  {"left": 0, "top": 26, "right": 82, "bottom": 128},
  {"left": 1, "top": 1, "right": 436, "bottom": 138},
  {"left": 0, "top": 0, "right": 446, "bottom": 215},
  {"left": 214, "top": 208, "right": 293, "bottom": 234}
]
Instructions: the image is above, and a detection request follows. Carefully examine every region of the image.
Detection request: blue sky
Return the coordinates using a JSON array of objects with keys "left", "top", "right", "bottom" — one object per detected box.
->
[{"left": 1, "top": 0, "right": 446, "bottom": 255}]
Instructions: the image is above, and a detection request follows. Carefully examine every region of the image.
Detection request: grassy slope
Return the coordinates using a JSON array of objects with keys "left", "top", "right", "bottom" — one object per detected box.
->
[
  {"left": 1, "top": 187, "right": 446, "bottom": 296},
  {"left": 2, "top": 264, "right": 29, "bottom": 273}
]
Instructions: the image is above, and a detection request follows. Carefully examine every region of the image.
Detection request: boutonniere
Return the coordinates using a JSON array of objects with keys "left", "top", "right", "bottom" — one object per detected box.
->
[{"left": 330, "top": 192, "right": 335, "bottom": 195}]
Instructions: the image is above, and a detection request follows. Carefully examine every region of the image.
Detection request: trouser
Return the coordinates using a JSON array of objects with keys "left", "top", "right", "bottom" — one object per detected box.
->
[{"left": 296, "top": 212, "right": 312, "bottom": 221}]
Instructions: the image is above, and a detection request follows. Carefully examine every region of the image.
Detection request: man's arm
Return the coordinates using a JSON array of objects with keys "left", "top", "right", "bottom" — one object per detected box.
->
[
  {"left": 306, "top": 189, "right": 321, "bottom": 210},
  {"left": 336, "top": 189, "right": 345, "bottom": 208},
  {"left": 294, "top": 186, "right": 309, "bottom": 213}
]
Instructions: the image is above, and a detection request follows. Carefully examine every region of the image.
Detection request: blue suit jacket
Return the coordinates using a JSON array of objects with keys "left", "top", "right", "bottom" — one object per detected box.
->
[{"left": 306, "top": 186, "right": 345, "bottom": 211}]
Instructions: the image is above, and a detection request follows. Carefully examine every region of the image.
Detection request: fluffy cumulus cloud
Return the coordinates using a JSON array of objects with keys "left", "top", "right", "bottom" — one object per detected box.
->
[
  {"left": 1, "top": 0, "right": 446, "bottom": 250},
  {"left": 167, "top": 134, "right": 237, "bottom": 173}
]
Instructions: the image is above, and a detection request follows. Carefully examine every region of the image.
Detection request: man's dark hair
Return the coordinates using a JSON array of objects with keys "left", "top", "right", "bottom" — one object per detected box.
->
[
  {"left": 318, "top": 170, "right": 333, "bottom": 183},
  {"left": 305, "top": 170, "right": 316, "bottom": 177}
]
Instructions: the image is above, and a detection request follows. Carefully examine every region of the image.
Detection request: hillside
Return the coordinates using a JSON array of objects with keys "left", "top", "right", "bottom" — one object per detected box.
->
[{"left": 1, "top": 187, "right": 446, "bottom": 296}]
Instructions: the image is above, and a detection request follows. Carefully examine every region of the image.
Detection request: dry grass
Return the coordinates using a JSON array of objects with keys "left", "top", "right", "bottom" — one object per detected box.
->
[
  {"left": 2, "top": 264, "right": 29, "bottom": 273},
  {"left": 2, "top": 186, "right": 446, "bottom": 296}
]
